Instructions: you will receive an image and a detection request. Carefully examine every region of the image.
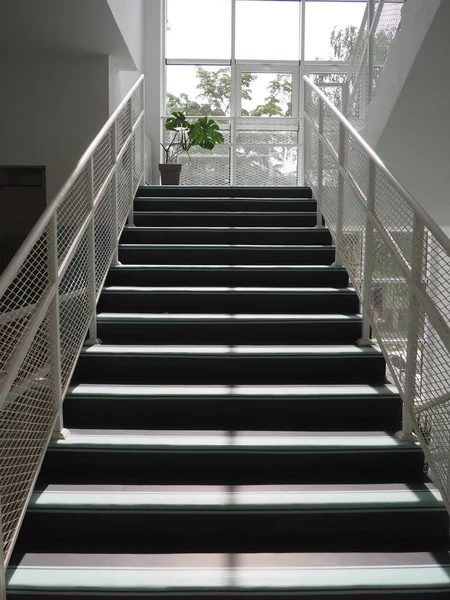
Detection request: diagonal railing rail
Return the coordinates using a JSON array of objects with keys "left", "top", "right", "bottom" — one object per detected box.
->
[
  {"left": 346, "top": 0, "right": 404, "bottom": 127},
  {"left": 0, "top": 75, "right": 145, "bottom": 570},
  {"left": 304, "top": 75, "right": 450, "bottom": 512}
]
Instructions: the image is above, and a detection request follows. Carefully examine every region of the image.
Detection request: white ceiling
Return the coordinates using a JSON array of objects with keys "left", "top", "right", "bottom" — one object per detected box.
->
[{"left": 0, "top": 0, "right": 134, "bottom": 67}]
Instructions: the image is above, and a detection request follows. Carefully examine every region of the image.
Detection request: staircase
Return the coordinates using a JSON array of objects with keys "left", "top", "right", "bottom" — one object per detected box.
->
[{"left": 7, "top": 186, "right": 449, "bottom": 598}]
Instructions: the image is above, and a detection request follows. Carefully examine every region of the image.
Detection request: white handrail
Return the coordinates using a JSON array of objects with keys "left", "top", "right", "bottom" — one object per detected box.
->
[
  {"left": 0, "top": 76, "right": 145, "bottom": 566},
  {"left": 0, "top": 75, "right": 144, "bottom": 299},
  {"left": 305, "top": 76, "right": 450, "bottom": 257},
  {"left": 304, "top": 74, "right": 450, "bottom": 510}
]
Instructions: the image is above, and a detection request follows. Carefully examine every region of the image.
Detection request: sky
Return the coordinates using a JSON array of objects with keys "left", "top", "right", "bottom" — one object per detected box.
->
[{"left": 165, "top": 0, "right": 366, "bottom": 112}]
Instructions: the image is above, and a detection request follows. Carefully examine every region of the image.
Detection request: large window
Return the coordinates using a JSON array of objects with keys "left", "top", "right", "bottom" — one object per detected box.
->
[
  {"left": 235, "top": 1, "right": 300, "bottom": 61},
  {"left": 165, "top": 0, "right": 367, "bottom": 185}
]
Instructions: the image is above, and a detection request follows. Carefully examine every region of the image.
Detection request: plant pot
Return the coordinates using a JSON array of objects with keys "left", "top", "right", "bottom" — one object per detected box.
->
[{"left": 159, "top": 163, "right": 182, "bottom": 185}]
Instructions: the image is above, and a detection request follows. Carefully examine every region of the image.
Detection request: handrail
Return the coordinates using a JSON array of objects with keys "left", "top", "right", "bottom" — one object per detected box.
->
[
  {"left": 304, "top": 74, "right": 450, "bottom": 510},
  {"left": 305, "top": 76, "right": 450, "bottom": 257},
  {"left": 0, "top": 75, "right": 144, "bottom": 300},
  {"left": 0, "top": 76, "right": 145, "bottom": 566}
]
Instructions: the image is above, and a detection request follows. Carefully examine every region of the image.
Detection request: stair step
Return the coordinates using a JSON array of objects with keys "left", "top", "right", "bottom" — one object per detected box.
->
[
  {"left": 134, "top": 210, "right": 319, "bottom": 227},
  {"left": 96, "top": 313, "right": 362, "bottom": 345},
  {"left": 63, "top": 383, "right": 402, "bottom": 431},
  {"left": 38, "top": 430, "right": 424, "bottom": 485},
  {"left": 106, "top": 264, "right": 349, "bottom": 287},
  {"left": 120, "top": 227, "right": 332, "bottom": 245},
  {"left": 15, "top": 483, "right": 446, "bottom": 553},
  {"left": 134, "top": 198, "right": 317, "bottom": 212},
  {"left": 7, "top": 551, "right": 450, "bottom": 598},
  {"left": 73, "top": 344, "right": 385, "bottom": 385},
  {"left": 98, "top": 286, "right": 359, "bottom": 314},
  {"left": 118, "top": 244, "right": 335, "bottom": 265},
  {"left": 135, "top": 185, "right": 313, "bottom": 198}
]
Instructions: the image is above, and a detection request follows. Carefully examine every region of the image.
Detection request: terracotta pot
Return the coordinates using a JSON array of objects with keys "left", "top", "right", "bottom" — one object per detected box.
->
[{"left": 159, "top": 163, "right": 182, "bottom": 185}]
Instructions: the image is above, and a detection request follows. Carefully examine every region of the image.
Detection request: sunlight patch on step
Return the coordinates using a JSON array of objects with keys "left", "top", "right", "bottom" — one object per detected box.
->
[{"left": 67, "top": 383, "right": 398, "bottom": 397}]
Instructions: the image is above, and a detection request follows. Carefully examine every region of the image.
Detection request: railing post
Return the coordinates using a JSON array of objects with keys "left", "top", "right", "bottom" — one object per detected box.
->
[
  {"left": 230, "top": 118, "right": 236, "bottom": 186},
  {"left": 332, "top": 118, "right": 346, "bottom": 266},
  {"left": 357, "top": 159, "right": 377, "bottom": 346},
  {"left": 128, "top": 97, "right": 135, "bottom": 227},
  {"left": 0, "top": 506, "right": 6, "bottom": 600},
  {"left": 85, "top": 157, "right": 100, "bottom": 346},
  {"left": 367, "top": 0, "right": 376, "bottom": 107},
  {"left": 111, "top": 121, "right": 121, "bottom": 267},
  {"left": 316, "top": 99, "right": 325, "bottom": 229},
  {"left": 48, "top": 213, "right": 69, "bottom": 440},
  {"left": 396, "top": 215, "right": 425, "bottom": 442},
  {"left": 141, "top": 84, "right": 145, "bottom": 186}
]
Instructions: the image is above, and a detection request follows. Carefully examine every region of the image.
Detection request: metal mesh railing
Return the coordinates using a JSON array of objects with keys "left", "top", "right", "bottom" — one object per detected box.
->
[
  {"left": 0, "top": 76, "right": 145, "bottom": 563},
  {"left": 304, "top": 76, "right": 450, "bottom": 510},
  {"left": 346, "top": 0, "right": 403, "bottom": 127},
  {"left": 163, "top": 116, "right": 302, "bottom": 187}
]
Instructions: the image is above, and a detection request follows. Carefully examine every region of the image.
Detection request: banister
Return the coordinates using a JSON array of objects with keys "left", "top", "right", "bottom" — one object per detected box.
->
[
  {"left": 304, "top": 75, "right": 450, "bottom": 258},
  {"left": 0, "top": 75, "right": 144, "bottom": 299}
]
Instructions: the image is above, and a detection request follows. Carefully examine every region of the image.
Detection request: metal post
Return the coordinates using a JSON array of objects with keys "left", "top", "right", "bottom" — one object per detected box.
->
[
  {"left": 141, "top": 83, "right": 146, "bottom": 186},
  {"left": 316, "top": 100, "right": 325, "bottom": 229},
  {"left": 128, "top": 97, "right": 135, "bottom": 227},
  {"left": 332, "top": 119, "right": 346, "bottom": 266},
  {"left": 85, "top": 157, "right": 100, "bottom": 346},
  {"left": 357, "top": 159, "right": 376, "bottom": 346},
  {"left": 0, "top": 505, "right": 6, "bottom": 600},
  {"left": 48, "top": 213, "right": 70, "bottom": 440},
  {"left": 111, "top": 121, "right": 121, "bottom": 267},
  {"left": 367, "top": 0, "right": 376, "bottom": 107},
  {"left": 396, "top": 215, "right": 425, "bottom": 441}
]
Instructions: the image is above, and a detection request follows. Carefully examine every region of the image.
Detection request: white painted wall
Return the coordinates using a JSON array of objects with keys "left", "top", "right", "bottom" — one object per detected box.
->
[
  {"left": 365, "top": 0, "right": 450, "bottom": 229},
  {"left": 0, "top": 55, "right": 109, "bottom": 203},
  {"left": 144, "top": 0, "right": 165, "bottom": 184},
  {"left": 363, "top": 0, "right": 442, "bottom": 148},
  {"left": 107, "top": 0, "right": 144, "bottom": 71},
  {"left": 109, "top": 56, "right": 141, "bottom": 112}
]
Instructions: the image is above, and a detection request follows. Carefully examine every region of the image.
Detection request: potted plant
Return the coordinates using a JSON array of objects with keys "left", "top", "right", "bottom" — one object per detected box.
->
[{"left": 159, "top": 111, "right": 225, "bottom": 185}]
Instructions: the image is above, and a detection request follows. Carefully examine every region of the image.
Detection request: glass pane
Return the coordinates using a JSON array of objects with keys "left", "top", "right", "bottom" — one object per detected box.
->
[
  {"left": 305, "top": 1, "right": 366, "bottom": 61},
  {"left": 236, "top": 1, "right": 300, "bottom": 61},
  {"left": 166, "top": 66, "right": 231, "bottom": 116},
  {"left": 166, "top": 0, "right": 231, "bottom": 59},
  {"left": 241, "top": 72, "right": 293, "bottom": 117}
]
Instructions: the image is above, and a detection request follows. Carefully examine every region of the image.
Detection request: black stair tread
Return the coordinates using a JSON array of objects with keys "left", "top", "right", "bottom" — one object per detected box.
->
[
  {"left": 119, "top": 243, "right": 330, "bottom": 249},
  {"left": 133, "top": 210, "right": 317, "bottom": 216},
  {"left": 80, "top": 343, "right": 374, "bottom": 353},
  {"left": 122, "top": 226, "right": 324, "bottom": 232},
  {"left": 136, "top": 185, "right": 313, "bottom": 197},
  {"left": 63, "top": 383, "right": 401, "bottom": 431},
  {"left": 108, "top": 263, "right": 345, "bottom": 270},
  {"left": 8, "top": 552, "right": 450, "bottom": 598},
  {"left": 29, "top": 482, "right": 443, "bottom": 511},
  {"left": 101, "top": 285, "right": 355, "bottom": 293},
  {"left": 48, "top": 429, "right": 420, "bottom": 452},
  {"left": 105, "top": 264, "right": 349, "bottom": 287}
]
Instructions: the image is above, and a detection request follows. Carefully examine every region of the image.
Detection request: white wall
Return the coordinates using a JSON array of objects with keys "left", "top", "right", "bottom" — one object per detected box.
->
[
  {"left": 0, "top": 55, "right": 110, "bottom": 202},
  {"left": 363, "top": 0, "right": 442, "bottom": 148},
  {"left": 109, "top": 56, "right": 141, "bottom": 112},
  {"left": 144, "top": 0, "right": 164, "bottom": 184},
  {"left": 366, "top": 0, "right": 450, "bottom": 229},
  {"left": 107, "top": 0, "right": 144, "bottom": 71}
]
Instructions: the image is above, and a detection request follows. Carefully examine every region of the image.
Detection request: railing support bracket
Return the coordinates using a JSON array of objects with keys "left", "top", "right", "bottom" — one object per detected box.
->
[
  {"left": 395, "top": 430, "right": 417, "bottom": 443},
  {"left": 52, "top": 428, "right": 71, "bottom": 441},
  {"left": 84, "top": 337, "right": 102, "bottom": 347},
  {"left": 356, "top": 337, "right": 374, "bottom": 347}
]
